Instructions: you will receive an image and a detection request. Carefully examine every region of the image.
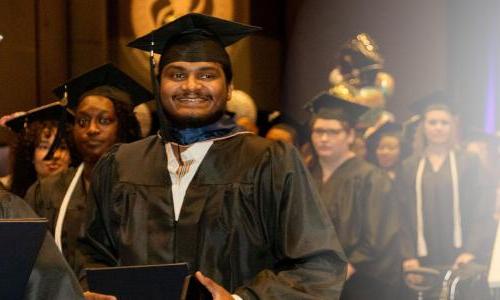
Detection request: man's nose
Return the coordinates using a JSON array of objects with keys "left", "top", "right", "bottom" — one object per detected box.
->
[{"left": 182, "top": 75, "right": 201, "bottom": 91}]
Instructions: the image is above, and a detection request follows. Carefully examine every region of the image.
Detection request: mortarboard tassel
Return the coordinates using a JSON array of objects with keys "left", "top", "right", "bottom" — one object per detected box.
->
[{"left": 43, "top": 86, "right": 68, "bottom": 161}]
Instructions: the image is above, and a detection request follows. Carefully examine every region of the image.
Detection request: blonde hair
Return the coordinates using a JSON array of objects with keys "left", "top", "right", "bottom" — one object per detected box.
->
[{"left": 413, "top": 107, "right": 459, "bottom": 156}]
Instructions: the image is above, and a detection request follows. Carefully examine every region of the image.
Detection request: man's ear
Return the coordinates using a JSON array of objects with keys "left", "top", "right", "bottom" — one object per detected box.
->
[
  {"left": 226, "top": 83, "right": 233, "bottom": 102},
  {"left": 347, "top": 128, "right": 356, "bottom": 145}
]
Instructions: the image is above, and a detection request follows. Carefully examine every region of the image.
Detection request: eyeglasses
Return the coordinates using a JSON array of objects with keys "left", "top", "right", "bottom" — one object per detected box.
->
[{"left": 311, "top": 128, "right": 345, "bottom": 137}]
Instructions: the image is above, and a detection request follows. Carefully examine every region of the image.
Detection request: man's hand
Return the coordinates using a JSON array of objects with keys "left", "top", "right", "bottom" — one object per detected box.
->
[
  {"left": 453, "top": 252, "right": 475, "bottom": 269},
  {"left": 346, "top": 263, "right": 356, "bottom": 280},
  {"left": 195, "top": 271, "right": 234, "bottom": 300},
  {"left": 402, "top": 258, "right": 423, "bottom": 285},
  {"left": 83, "top": 291, "right": 117, "bottom": 300}
]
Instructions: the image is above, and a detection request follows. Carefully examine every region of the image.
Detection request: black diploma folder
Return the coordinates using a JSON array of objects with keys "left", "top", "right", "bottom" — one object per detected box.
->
[
  {"left": 87, "top": 262, "right": 196, "bottom": 300},
  {"left": 0, "top": 218, "right": 47, "bottom": 300}
]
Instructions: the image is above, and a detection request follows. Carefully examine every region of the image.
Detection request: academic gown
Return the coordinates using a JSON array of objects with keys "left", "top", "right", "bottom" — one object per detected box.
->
[
  {"left": 0, "top": 189, "right": 84, "bottom": 300},
  {"left": 310, "top": 157, "right": 401, "bottom": 300},
  {"left": 25, "top": 167, "right": 88, "bottom": 278},
  {"left": 82, "top": 134, "right": 347, "bottom": 299},
  {"left": 396, "top": 151, "right": 496, "bottom": 266}
]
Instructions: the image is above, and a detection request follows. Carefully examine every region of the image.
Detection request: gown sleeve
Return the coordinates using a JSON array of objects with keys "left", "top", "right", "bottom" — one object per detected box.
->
[
  {"left": 80, "top": 144, "right": 121, "bottom": 269},
  {"left": 348, "top": 167, "right": 400, "bottom": 283},
  {"left": 461, "top": 153, "right": 496, "bottom": 261},
  {"left": 394, "top": 160, "right": 418, "bottom": 260},
  {"left": 0, "top": 190, "right": 84, "bottom": 300},
  {"left": 234, "top": 142, "right": 347, "bottom": 300}
]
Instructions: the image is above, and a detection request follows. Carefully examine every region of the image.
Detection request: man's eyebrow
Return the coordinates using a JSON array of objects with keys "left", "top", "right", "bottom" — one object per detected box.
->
[
  {"left": 197, "top": 66, "right": 220, "bottom": 72},
  {"left": 164, "top": 66, "right": 185, "bottom": 71}
]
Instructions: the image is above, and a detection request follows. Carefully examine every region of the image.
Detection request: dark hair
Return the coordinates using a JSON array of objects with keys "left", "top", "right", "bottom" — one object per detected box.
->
[
  {"left": 109, "top": 98, "right": 141, "bottom": 143},
  {"left": 10, "top": 120, "right": 79, "bottom": 197},
  {"left": 366, "top": 131, "right": 403, "bottom": 166}
]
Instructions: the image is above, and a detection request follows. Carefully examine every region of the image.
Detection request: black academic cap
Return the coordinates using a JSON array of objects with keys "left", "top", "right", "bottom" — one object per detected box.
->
[
  {"left": 127, "top": 13, "right": 261, "bottom": 54},
  {"left": 52, "top": 63, "right": 153, "bottom": 109},
  {"left": 365, "top": 122, "right": 402, "bottom": 145},
  {"left": 409, "top": 91, "right": 454, "bottom": 115},
  {"left": 304, "top": 92, "right": 370, "bottom": 126},
  {"left": 260, "top": 110, "right": 307, "bottom": 143},
  {"left": 5, "top": 101, "right": 74, "bottom": 134}
]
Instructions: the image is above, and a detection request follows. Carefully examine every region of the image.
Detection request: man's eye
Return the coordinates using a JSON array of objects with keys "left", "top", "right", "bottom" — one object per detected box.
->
[
  {"left": 172, "top": 73, "right": 185, "bottom": 80},
  {"left": 199, "top": 73, "right": 216, "bottom": 80}
]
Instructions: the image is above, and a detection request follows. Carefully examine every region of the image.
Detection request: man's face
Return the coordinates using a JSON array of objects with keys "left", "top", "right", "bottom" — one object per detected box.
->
[
  {"left": 311, "top": 118, "right": 354, "bottom": 160},
  {"left": 73, "top": 95, "right": 119, "bottom": 163},
  {"left": 160, "top": 61, "right": 232, "bottom": 128}
]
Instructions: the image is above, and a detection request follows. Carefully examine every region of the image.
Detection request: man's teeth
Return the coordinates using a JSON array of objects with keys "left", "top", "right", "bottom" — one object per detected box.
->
[{"left": 178, "top": 98, "right": 207, "bottom": 102}]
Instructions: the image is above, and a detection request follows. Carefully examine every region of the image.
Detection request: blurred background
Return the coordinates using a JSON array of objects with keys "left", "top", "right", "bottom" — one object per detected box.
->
[{"left": 1, "top": 0, "right": 499, "bottom": 132}]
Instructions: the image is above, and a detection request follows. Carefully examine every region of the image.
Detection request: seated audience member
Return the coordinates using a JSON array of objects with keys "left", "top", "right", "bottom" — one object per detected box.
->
[{"left": 25, "top": 63, "right": 150, "bottom": 277}]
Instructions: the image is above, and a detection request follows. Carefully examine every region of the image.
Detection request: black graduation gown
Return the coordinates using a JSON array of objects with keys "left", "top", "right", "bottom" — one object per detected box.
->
[
  {"left": 82, "top": 134, "right": 347, "bottom": 299},
  {"left": 310, "top": 157, "right": 401, "bottom": 299},
  {"left": 0, "top": 189, "right": 84, "bottom": 300},
  {"left": 25, "top": 167, "right": 88, "bottom": 278},
  {"left": 396, "top": 151, "right": 496, "bottom": 266}
]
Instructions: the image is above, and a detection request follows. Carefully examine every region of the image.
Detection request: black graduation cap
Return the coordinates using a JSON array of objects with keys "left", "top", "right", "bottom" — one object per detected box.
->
[
  {"left": 52, "top": 63, "right": 153, "bottom": 109},
  {"left": 259, "top": 110, "right": 307, "bottom": 144},
  {"left": 304, "top": 92, "right": 370, "bottom": 127},
  {"left": 365, "top": 122, "right": 402, "bottom": 146},
  {"left": 409, "top": 90, "right": 454, "bottom": 115},
  {"left": 5, "top": 101, "right": 74, "bottom": 134},
  {"left": 127, "top": 13, "right": 261, "bottom": 54}
]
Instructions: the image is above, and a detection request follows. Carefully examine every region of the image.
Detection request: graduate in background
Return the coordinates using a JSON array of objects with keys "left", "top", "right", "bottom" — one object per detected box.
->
[
  {"left": 397, "top": 92, "right": 496, "bottom": 288},
  {"left": 5, "top": 102, "right": 76, "bottom": 197},
  {"left": 365, "top": 122, "right": 408, "bottom": 180},
  {"left": 25, "top": 64, "right": 150, "bottom": 278},
  {"left": 306, "top": 92, "right": 401, "bottom": 300}
]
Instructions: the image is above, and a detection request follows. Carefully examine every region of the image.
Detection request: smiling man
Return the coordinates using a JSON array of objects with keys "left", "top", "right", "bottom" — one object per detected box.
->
[{"left": 82, "top": 13, "right": 346, "bottom": 300}]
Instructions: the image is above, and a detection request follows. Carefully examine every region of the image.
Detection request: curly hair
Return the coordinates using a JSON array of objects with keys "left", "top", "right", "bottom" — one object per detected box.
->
[
  {"left": 10, "top": 120, "right": 79, "bottom": 197},
  {"left": 109, "top": 98, "right": 141, "bottom": 143}
]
